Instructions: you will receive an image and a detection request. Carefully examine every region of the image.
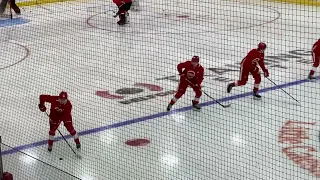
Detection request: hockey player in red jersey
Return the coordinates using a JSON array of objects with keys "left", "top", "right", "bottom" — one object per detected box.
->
[
  {"left": 227, "top": 42, "right": 269, "bottom": 99},
  {"left": 38, "top": 91, "right": 81, "bottom": 151},
  {"left": 113, "top": 0, "right": 132, "bottom": 25},
  {"left": 167, "top": 56, "right": 204, "bottom": 111},
  {"left": 308, "top": 38, "right": 320, "bottom": 80}
]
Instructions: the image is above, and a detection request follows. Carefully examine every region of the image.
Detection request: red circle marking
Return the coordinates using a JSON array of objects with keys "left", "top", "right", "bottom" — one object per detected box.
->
[
  {"left": 125, "top": 138, "right": 150, "bottom": 146},
  {"left": 0, "top": 42, "right": 30, "bottom": 70}
]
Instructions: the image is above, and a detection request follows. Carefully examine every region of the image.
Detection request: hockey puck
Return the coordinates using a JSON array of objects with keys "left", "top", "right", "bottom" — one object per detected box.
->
[
  {"left": 59, "top": 158, "right": 63, "bottom": 160},
  {"left": 125, "top": 138, "right": 150, "bottom": 146}
]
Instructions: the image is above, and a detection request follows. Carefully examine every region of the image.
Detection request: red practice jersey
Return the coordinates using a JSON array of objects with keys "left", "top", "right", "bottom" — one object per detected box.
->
[
  {"left": 40, "top": 95, "right": 72, "bottom": 117},
  {"left": 241, "top": 48, "right": 267, "bottom": 71},
  {"left": 113, "top": 0, "right": 132, "bottom": 6},
  {"left": 177, "top": 61, "right": 204, "bottom": 85},
  {"left": 312, "top": 39, "right": 320, "bottom": 55}
]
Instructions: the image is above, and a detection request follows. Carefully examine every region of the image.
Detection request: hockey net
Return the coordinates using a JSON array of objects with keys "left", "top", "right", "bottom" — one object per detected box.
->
[{"left": 1, "top": 0, "right": 320, "bottom": 179}]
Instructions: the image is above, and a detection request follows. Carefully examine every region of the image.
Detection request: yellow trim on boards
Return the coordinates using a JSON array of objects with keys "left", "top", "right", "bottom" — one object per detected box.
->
[
  {"left": 16, "top": 0, "right": 75, "bottom": 7},
  {"left": 270, "top": 0, "right": 320, "bottom": 7},
  {"left": 15, "top": 0, "right": 320, "bottom": 11}
]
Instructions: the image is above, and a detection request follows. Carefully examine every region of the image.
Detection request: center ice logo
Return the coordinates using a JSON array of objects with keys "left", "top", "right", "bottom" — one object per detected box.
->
[
  {"left": 156, "top": 49, "right": 312, "bottom": 83},
  {"left": 96, "top": 83, "right": 176, "bottom": 104},
  {"left": 278, "top": 120, "right": 320, "bottom": 177}
]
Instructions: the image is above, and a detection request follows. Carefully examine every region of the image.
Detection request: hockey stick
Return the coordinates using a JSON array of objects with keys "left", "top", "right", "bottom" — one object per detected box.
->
[
  {"left": 113, "top": 11, "right": 119, "bottom": 17},
  {"left": 45, "top": 112, "right": 82, "bottom": 159},
  {"left": 185, "top": 78, "right": 231, "bottom": 108},
  {"left": 202, "top": 90, "right": 231, "bottom": 108},
  {"left": 103, "top": 7, "right": 118, "bottom": 17},
  {"left": 266, "top": 77, "right": 300, "bottom": 103}
]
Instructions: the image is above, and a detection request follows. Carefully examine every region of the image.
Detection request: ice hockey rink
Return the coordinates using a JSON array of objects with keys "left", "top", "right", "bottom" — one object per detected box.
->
[{"left": 1, "top": 0, "right": 320, "bottom": 179}]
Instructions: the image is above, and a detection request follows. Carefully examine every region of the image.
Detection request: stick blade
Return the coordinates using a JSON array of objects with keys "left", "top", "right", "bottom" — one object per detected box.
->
[{"left": 223, "top": 104, "right": 231, "bottom": 108}]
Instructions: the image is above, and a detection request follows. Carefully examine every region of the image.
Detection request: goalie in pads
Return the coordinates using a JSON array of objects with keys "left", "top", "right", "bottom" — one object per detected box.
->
[{"left": 0, "top": 0, "right": 21, "bottom": 16}]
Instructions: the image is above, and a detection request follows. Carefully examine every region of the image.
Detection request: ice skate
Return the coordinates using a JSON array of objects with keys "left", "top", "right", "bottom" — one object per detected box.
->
[
  {"left": 167, "top": 104, "right": 172, "bottom": 111},
  {"left": 253, "top": 91, "right": 262, "bottom": 100},
  {"left": 117, "top": 19, "right": 125, "bottom": 25},
  {"left": 117, "top": 13, "right": 127, "bottom": 25},
  {"left": 308, "top": 74, "right": 316, "bottom": 81},
  {"left": 48, "top": 145, "right": 53, "bottom": 152},
  {"left": 76, "top": 143, "right": 81, "bottom": 149},
  {"left": 192, "top": 100, "right": 201, "bottom": 111},
  {"left": 227, "top": 83, "right": 233, "bottom": 93}
]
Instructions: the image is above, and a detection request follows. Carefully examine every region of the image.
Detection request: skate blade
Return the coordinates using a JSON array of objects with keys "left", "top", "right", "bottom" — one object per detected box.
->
[
  {"left": 253, "top": 97, "right": 262, "bottom": 100},
  {"left": 192, "top": 107, "right": 201, "bottom": 111},
  {"left": 117, "top": 23, "right": 129, "bottom": 26}
]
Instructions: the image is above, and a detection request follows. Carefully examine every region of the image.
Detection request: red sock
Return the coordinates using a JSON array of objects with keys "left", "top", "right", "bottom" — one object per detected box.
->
[
  {"left": 48, "top": 140, "right": 53, "bottom": 146},
  {"left": 310, "top": 70, "right": 315, "bottom": 76},
  {"left": 170, "top": 99, "right": 175, "bottom": 105},
  {"left": 74, "top": 138, "right": 80, "bottom": 144}
]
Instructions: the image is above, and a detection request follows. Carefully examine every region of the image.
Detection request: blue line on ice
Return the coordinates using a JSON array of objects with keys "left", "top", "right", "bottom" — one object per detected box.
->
[{"left": 1, "top": 78, "right": 310, "bottom": 156}]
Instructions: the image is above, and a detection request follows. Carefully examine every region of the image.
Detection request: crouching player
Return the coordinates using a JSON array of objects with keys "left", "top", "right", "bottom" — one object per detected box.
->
[{"left": 113, "top": 0, "right": 132, "bottom": 25}]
